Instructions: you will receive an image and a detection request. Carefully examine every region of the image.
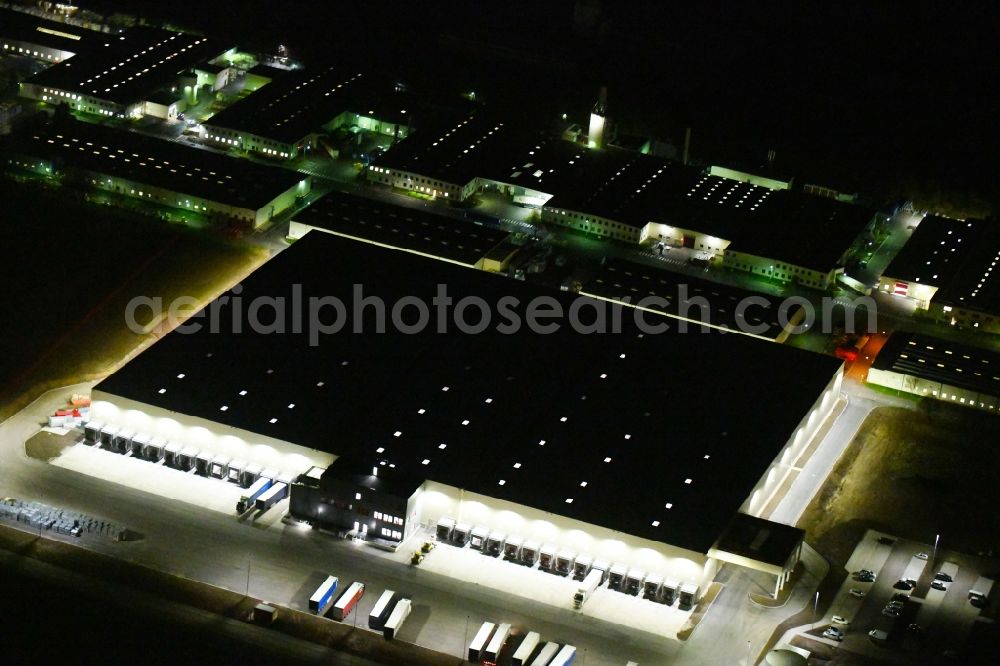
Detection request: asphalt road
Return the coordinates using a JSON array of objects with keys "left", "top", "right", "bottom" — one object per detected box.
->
[{"left": 1, "top": 382, "right": 680, "bottom": 665}]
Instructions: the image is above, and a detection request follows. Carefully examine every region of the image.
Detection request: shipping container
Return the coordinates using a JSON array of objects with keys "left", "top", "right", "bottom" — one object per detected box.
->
[
  {"left": 511, "top": 631, "right": 540, "bottom": 666},
  {"left": 549, "top": 644, "right": 576, "bottom": 666},
  {"left": 483, "top": 622, "right": 511, "bottom": 665},
  {"left": 309, "top": 575, "right": 339, "bottom": 614},
  {"left": 237, "top": 476, "right": 272, "bottom": 513},
  {"left": 529, "top": 642, "right": 560, "bottom": 666},
  {"left": 383, "top": 598, "right": 411, "bottom": 640},
  {"left": 255, "top": 481, "right": 288, "bottom": 511},
  {"left": 331, "top": 581, "right": 365, "bottom": 621},
  {"left": 468, "top": 621, "right": 496, "bottom": 662},
  {"left": 368, "top": 590, "right": 397, "bottom": 630}
]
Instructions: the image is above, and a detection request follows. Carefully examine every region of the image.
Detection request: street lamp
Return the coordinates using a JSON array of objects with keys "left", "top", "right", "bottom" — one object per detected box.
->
[
  {"left": 747, "top": 640, "right": 753, "bottom": 666},
  {"left": 813, "top": 591, "right": 819, "bottom": 628},
  {"left": 933, "top": 533, "right": 940, "bottom": 562}
]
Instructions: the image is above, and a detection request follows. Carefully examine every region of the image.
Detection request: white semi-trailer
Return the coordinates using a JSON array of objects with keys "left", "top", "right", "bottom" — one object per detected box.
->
[
  {"left": 574, "top": 569, "right": 603, "bottom": 608},
  {"left": 383, "top": 598, "right": 411, "bottom": 640},
  {"left": 511, "top": 631, "right": 541, "bottom": 666}
]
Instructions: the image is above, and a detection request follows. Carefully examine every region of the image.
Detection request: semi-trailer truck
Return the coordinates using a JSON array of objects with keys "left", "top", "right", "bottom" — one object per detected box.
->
[
  {"left": 331, "top": 581, "right": 365, "bottom": 621},
  {"left": 383, "top": 598, "right": 411, "bottom": 640},
  {"left": 549, "top": 644, "right": 577, "bottom": 666},
  {"left": 309, "top": 575, "right": 339, "bottom": 614},
  {"left": 468, "top": 621, "right": 496, "bottom": 662},
  {"left": 483, "top": 622, "right": 511, "bottom": 665},
  {"left": 368, "top": 590, "right": 397, "bottom": 630},
  {"left": 511, "top": 631, "right": 540, "bottom": 666},
  {"left": 574, "top": 569, "right": 603, "bottom": 609},
  {"left": 530, "top": 642, "right": 560, "bottom": 666},
  {"left": 255, "top": 481, "right": 288, "bottom": 511},
  {"left": 237, "top": 476, "right": 272, "bottom": 513}
]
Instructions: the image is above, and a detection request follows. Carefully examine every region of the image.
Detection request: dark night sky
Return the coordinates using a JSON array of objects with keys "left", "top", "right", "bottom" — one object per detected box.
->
[{"left": 73, "top": 1, "right": 1000, "bottom": 211}]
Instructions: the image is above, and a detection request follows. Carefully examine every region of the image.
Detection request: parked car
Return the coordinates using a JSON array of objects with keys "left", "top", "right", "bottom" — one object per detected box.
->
[
  {"left": 895, "top": 579, "right": 916, "bottom": 590},
  {"left": 878, "top": 536, "right": 895, "bottom": 545},
  {"left": 849, "top": 589, "right": 866, "bottom": 598},
  {"left": 883, "top": 607, "right": 901, "bottom": 617},
  {"left": 832, "top": 615, "right": 850, "bottom": 625},
  {"left": 887, "top": 600, "right": 905, "bottom": 609},
  {"left": 916, "top": 552, "right": 929, "bottom": 560},
  {"left": 823, "top": 627, "right": 845, "bottom": 641},
  {"left": 907, "top": 623, "right": 923, "bottom": 634},
  {"left": 934, "top": 572, "right": 954, "bottom": 583},
  {"left": 931, "top": 580, "right": 948, "bottom": 591}
]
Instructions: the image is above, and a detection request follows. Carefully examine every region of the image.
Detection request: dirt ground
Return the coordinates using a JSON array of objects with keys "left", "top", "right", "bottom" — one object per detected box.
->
[
  {"left": 798, "top": 400, "right": 1000, "bottom": 567},
  {"left": 0, "top": 179, "right": 268, "bottom": 421},
  {"left": 0, "top": 523, "right": 459, "bottom": 665},
  {"left": 24, "top": 430, "right": 73, "bottom": 462}
]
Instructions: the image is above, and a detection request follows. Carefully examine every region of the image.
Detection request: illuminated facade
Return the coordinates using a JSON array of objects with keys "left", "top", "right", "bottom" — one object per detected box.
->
[
  {"left": 879, "top": 216, "right": 999, "bottom": 333},
  {"left": 0, "top": 120, "right": 310, "bottom": 227}
]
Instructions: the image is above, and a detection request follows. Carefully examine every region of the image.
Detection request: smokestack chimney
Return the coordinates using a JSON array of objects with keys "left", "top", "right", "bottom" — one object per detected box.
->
[
  {"left": 681, "top": 127, "right": 691, "bottom": 165},
  {"left": 588, "top": 86, "right": 608, "bottom": 149}
]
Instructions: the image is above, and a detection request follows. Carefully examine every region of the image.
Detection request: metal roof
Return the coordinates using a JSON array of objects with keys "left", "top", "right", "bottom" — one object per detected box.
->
[{"left": 95, "top": 231, "right": 842, "bottom": 553}]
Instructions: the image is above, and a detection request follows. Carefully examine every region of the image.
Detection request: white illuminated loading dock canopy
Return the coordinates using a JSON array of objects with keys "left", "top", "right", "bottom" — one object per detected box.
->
[{"left": 90, "top": 231, "right": 843, "bottom": 599}]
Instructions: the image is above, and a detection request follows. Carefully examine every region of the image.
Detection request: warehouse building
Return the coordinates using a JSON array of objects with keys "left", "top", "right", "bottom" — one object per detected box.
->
[
  {"left": 200, "top": 65, "right": 409, "bottom": 159},
  {"left": 89, "top": 231, "right": 844, "bottom": 603},
  {"left": 0, "top": 118, "right": 309, "bottom": 227},
  {"left": 581, "top": 259, "right": 804, "bottom": 342},
  {"left": 19, "top": 26, "right": 231, "bottom": 119},
  {"left": 0, "top": 6, "right": 99, "bottom": 64},
  {"left": 868, "top": 332, "right": 1000, "bottom": 412},
  {"left": 879, "top": 216, "right": 1000, "bottom": 333},
  {"left": 369, "top": 118, "right": 874, "bottom": 289},
  {"left": 288, "top": 189, "right": 510, "bottom": 268}
]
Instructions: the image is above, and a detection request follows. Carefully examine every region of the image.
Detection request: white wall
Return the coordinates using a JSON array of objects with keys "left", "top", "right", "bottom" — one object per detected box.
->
[
  {"left": 90, "top": 391, "right": 334, "bottom": 476},
  {"left": 409, "top": 480, "right": 716, "bottom": 594},
  {"left": 867, "top": 368, "right": 999, "bottom": 412},
  {"left": 741, "top": 366, "right": 843, "bottom": 516}
]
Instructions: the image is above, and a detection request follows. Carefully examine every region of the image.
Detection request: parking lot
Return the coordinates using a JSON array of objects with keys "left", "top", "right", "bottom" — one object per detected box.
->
[{"left": 793, "top": 529, "right": 995, "bottom": 662}]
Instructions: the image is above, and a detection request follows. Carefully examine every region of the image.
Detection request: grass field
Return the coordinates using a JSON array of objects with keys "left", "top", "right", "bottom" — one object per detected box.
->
[
  {"left": 798, "top": 400, "right": 1000, "bottom": 566},
  {"left": 0, "top": 178, "right": 268, "bottom": 420}
]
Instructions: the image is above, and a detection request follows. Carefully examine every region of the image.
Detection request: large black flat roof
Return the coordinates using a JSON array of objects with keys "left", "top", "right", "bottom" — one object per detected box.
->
[
  {"left": 872, "top": 331, "right": 1000, "bottom": 398},
  {"left": 711, "top": 513, "right": 804, "bottom": 568},
  {"left": 0, "top": 118, "right": 306, "bottom": 211},
  {"left": 582, "top": 259, "right": 791, "bottom": 340},
  {"left": 293, "top": 189, "right": 510, "bottom": 266},
  {"left": 885, "top": 216, "right": 1000, "bottom": 315},
  {"left": 377, "top": 125, "right": 870, "bottom": 271},
  {"left": 372, "top": 111, "right": 544, "bottom": 186},
  {"left": 0, "top": 7, "right": 102, "bottom": 53},
  {"left": 95, "top": 231, "right": 842, "bottom": 553},
  {"left": 27, "top": 26, "right": 229, "bottom": 106},
  {"left": 201, "top": 65, "right": 382, "bottom": 145}
]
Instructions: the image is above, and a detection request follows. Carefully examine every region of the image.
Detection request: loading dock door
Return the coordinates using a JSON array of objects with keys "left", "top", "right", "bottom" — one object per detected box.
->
[{"left": 683, "top": 234, "right": 695, "bottom": 248}]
